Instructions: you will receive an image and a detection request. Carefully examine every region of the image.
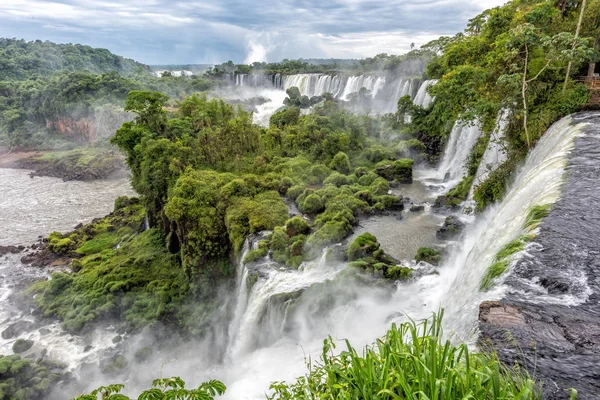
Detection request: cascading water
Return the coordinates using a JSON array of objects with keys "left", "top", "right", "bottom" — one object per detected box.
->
[
  {"left": 413, "top": 79, "right": 437, "bottom": 108},
  {"left": 213, "top": 114, "right": 583, "bottom": 398},
  {"left": 420, "top": 119, "right": 482, "bottom": 189},
  {"left": 439, "top": 115, "right": 583, "bottom": 340},
  {"left": 469, "top": 108, "right": 510, "bottom": 198}
]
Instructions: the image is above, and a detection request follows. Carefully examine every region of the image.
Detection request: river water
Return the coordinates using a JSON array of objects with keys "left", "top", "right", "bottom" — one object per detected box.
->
[{"left": 0, "top": 169, "right": 134, "bottom": 382}]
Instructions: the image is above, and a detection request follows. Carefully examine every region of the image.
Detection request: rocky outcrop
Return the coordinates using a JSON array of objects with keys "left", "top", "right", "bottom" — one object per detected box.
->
[
  {"left": 478, "top": 113, "right": 600, "bottom": 399},
  {"left": 16, "top": 149, "right": 127, "bottom": 181},
  {"left": 436, "top": 215, "right": 464, "bottom": 240}
]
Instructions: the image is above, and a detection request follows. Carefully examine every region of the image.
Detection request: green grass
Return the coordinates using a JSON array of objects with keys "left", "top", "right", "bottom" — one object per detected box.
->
[
  {"left": 268, "top": 311, "right": 540, "bottom": 399},
  {"left": 480, "top": 203, "right": 551, "bottom": 291},
  {"left": 524, "top": 204, "right": 551, "bottom": 231}
]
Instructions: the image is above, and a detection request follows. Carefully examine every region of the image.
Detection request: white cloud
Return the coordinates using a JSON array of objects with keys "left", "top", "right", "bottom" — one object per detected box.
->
[{"left": 0, "top": 0, "right": 508, "bottom": 63}]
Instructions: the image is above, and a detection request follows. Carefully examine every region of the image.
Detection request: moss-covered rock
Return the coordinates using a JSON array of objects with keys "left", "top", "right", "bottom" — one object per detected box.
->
[
  {"left": 12, "top": 339, "right": 34, "bottom": 354},
  {"left": 375, "top": 159, "right": 414, "bottom": 184},
  {"left": 415, "top": 247, "right": 442, "bottom": 266},
  {"left": 436, "top": 216, "right": 465, "bottom": 240},
  {"left": 347, "top": 233, "right": 411, "bottom": 281}
]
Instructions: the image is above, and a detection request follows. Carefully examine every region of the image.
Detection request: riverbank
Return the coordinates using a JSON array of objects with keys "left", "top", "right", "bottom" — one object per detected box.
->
[{"left": 0, "top": 147, "right": 127, "bottom": 181}]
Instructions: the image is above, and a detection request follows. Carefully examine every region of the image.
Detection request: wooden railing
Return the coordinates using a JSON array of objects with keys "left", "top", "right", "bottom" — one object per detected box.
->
[{"left": 576, "top": 76, "right": 600, "bottom": 89}]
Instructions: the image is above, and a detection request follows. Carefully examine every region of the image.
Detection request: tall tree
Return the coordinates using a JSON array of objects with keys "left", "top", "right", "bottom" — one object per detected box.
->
[{"left": 563, "top": 0, "right": 587, "bottom": 93}]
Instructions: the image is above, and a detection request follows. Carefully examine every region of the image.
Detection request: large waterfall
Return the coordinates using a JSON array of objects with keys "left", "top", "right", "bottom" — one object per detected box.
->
[
  {"left": 440, "top": 115, "right": 582, "bottom": 338},
  {"left": 231, "top": 72, "right": 425, "bottom": 116}
]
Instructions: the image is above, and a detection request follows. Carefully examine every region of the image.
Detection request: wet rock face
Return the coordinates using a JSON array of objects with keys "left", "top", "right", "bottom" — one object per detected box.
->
[
  {"left": 436, "top": 215, "right": 464, "bottom": 240},
  {"left": 478, "top": 113, "right": 600, "bottom": 399}
]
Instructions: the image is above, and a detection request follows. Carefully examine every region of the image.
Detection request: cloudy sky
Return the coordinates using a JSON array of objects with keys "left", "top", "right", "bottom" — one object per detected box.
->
[{"left": 0, "top": 0, "right": 506, "bottom": 65}]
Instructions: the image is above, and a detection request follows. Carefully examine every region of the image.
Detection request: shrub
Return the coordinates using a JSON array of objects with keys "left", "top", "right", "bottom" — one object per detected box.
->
[
  {"left": 298, "top": 194, "right": 325, "bottom": 215},
  {"left": 323, "top": 172, "right": 349, "bottom": 187},
  {"left": 285, "top": 217, "right": 310, "bottom": 237},
  {"left": 329, "top": 152, "right": 352, "bottom": 174},
  {"left": 286, "top": 185, "right": 305, "bottom": 200},
  {"left": 375, "top": 159, "right": 414, "bottom": 183}
]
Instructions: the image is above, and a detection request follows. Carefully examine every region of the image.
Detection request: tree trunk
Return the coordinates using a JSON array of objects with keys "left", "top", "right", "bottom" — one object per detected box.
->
[
  {"left": 589, "top": 36, "right": 598, "bottom": 78},
  {"left": 563, "top": 0, "right": 587, "bottom": 94},
  {"left": 523, "top": 45, "right": 530, "bottom": 148}
]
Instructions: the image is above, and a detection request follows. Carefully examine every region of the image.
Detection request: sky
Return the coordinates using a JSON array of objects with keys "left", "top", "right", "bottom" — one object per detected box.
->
[{"left": 0, "top": 0, "right": 507, "bottom": 65}]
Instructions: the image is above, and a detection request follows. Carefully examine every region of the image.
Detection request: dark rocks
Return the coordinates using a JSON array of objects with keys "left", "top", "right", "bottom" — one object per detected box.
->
[
  {"left": 12, "top": 338, "right": 34, "bottom": 353},
  {"left": 436, "top": 216, "right": 464, "bottom": 240},
  {"left": 432, "top": 195, "right": 460, "bottom": 212},
  {"left": 409, "top": 204, "right": 425, "bottom": 212},
  {"left": 2, "top": 321, "right": 37, "bottom": 339},
  {"left": 0, "top": 245, "right": 24, "bottom": 256}
]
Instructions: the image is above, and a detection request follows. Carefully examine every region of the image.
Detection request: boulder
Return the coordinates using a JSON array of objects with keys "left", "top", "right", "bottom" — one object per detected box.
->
[
  {"left": 436, "top": 215, "right": 465, "bottom": 240},
  {"left": 410, "top": 204, "right": 425, "bottom": 212}
]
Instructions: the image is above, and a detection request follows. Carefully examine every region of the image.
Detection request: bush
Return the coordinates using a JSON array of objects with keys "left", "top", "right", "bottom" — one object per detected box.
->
[
  {"left": 286, "top": 185, "right": 305, "bottom": 200},
  {"left": 347, "top": 233, "right": 379, "bottom": 261},
  {"left": 329, "top": 152, "right": 352, "bottom": 174},
  {"left": 298, "top": 194, "right": 325, "bottom": 215},
  {"left": 323, "top": 172, "right": 349, "bottom": 187},
  {"left": 285, "top": 217, "right": 310, "bottom": 237},
  {"left": 375, "top": 159, "right": 414, "bottom": 183}
]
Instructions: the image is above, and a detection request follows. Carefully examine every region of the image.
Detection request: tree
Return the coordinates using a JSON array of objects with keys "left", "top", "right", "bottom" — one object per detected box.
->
[
  {"left": 562, "top": 0, "right": 587, "bottom": 94},
  {"left": 499, "top": 23, "right": 593, "bottom": 147}
]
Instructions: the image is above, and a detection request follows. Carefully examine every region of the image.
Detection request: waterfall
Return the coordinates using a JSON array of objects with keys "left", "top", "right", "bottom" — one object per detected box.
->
[
  {"left": 413, "top": 80, "right": 438, "bottom": 108},
  {"left": 426, "top": 119, "right": 482, "bottom": 188},
  {"left": 439, "top": 115, "right": 583, "bottom": 340},
  {"left": 469, "top": 108, "right": 511, "bottom": 198},
  {"left": 227, "top": 249, "right": 345, "bottom": 359},
  {"left": 225, "top": 240, "right": 252, "bottom": 360}
]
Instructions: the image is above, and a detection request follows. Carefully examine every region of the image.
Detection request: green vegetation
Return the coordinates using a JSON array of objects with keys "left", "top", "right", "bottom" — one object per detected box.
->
[
  {"left": 403, "top": 0, "right": 598, "bottom": 209},
  {"left": 30, "top": 87, "right": 416, "bottom": 333},
  {"left": 0, "top": 38, "right": 147, "bottom": 80},
  {"left": 347, "top": 233, "right": 412, "bottom": 280},
  {"left": 18, "top": 145, "right": 126, "bottom": 180},
  {"left": 415, "top": 247, "right": 442, "bottom": 265},
  {"left": 0, "top": 354, "right": 70, "bottom": 400},
  {"left": 480, "top": 203, "right": 551, "bottom": 290},
  {"left": 74, "top": 377, "right": 225, "bottom": 400},
  {"left": 0, "top": 39, "right": 217, "bottom": 149},
  {"left": 268, "top": 312, "right": 539, "bottom": 399}
]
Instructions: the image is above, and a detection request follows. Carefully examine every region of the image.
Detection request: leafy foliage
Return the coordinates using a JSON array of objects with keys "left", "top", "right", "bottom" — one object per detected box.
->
[
  {"left": 73, "top": 377, "right": 226, "bottom": 400},
  {"left": 268, "top": 312, "right": 539, "bottom": 399}
]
